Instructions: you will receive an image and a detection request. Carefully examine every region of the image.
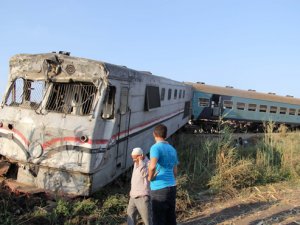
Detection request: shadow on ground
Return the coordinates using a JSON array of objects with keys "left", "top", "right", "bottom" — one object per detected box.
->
[
  {"left": 182, "top": 201, "right": 276, "bottom": 225},
  {"left": 249, "top": 206, "right": 300, "bottom": 225}
]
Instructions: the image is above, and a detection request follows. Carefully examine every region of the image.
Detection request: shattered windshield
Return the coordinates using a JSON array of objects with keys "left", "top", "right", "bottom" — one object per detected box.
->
[
  {"left": 5, "top": 78, "right": 45, "bottom": 110},
  {"left": 45, "top": 82, "right": 97, "bottom": 115},
  {"left": 5, "top": 78, "right": 98, "bottom": 116}
]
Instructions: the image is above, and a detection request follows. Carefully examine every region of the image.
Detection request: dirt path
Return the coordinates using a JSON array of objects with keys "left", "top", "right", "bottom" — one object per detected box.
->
[{"left": 180, "top": 182, "right": 300, "bottom": 225}]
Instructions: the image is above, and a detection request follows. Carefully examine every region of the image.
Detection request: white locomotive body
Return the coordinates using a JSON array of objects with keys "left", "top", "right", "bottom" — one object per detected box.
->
[{"left": 0, "top": 52, "right": 192, "bottom": 195}]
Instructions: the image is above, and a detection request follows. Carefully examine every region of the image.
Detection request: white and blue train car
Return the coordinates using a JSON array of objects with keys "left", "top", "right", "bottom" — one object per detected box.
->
[
  {"left": 187, "top": 82, "right": 300, "bottom": 132},
  {"left": 0, "top": 52, "right": 192, "bottom": 195}
]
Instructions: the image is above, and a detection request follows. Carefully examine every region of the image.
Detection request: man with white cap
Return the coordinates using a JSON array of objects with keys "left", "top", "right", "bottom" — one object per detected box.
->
[{"left": 127, "top": 147, "right": 152, "bottom": 225}]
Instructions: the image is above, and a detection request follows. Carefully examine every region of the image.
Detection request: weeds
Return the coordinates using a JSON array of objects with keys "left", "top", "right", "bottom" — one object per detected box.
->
[
  {"left": 176, "top": 175, "right": 193, "bottom": 220},
  {"left": 176, "top": 122, "right": 300, "bottom": 197},
  {"left": 1, "top": 122, "right": 300, "bottom": 224}
]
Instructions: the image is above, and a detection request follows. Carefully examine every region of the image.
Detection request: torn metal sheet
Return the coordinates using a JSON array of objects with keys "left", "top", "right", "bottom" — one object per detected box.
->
[
  {"left": 0, "top": 176, "right": 5, "bottom": 184},
  {"left": 5, "top": 179, "right": 44, "bottom": 195},
  {"left": 0, "top": 161, "right": 10, "bottom": 176}
]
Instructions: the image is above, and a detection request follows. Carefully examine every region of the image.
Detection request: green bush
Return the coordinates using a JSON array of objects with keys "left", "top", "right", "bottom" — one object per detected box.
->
[
  {"left": 101, "top": 194, "right": 127, "bottom": 215},
  {"left": 55, "top": 199, "right": 71, "bottom": 217},
  {"left": 73, "top": 199, "right": 97, "bottom": 215}
]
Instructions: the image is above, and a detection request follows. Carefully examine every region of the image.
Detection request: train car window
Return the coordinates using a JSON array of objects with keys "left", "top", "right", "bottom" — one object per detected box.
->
[
  {"left": 120, "top": 87, "right": 129, "bottom": 115},
  {"left": 298, "top": 109, "right": 300, "bottom": 116},
  {"left": 198, "top": 98, "right": 209, "bottom": 107},
  {"left": 46, "top": 82, "right": 97, "bottom": 115},
  {"left": 237, "top": 102, "right": 245, "bottom": 110},
  {"left": 161, "top": 88, "right": 165, "bottom": 101},
  {"left": 289, "top": 108, "right": 296, "bottom": 115},
  {"left": 101, "top": 86, "right": 116, "bottom": 119},
  {"left": 223, "top": 100, "right": 233, "bottom": 109},
  {"left": 179, "top": 90, "right": 182, "bottom": 99},
  {"left": 5, "top": 78, "right": 45, "bottom": 110},
  {"left": 280, "top": 107, "right": 287, "bottom": 114},
  {"left": 183, "top": 90, "right": 185, "bottom": 99},
  {"left": 174, "top": 89, "right": 177, "bottom": 99},
  {"left": 144, "top": 85, "right": 161, "bottom": 111},
  {"left": 259, "top": 105, "right": 267, "bottom": 113},
  {"left": 168, "top": 89, "right": 172, "bottom": 100},
  {"left": 248, "top": 104, "right": 257, "bottom": 111},
  {"left": 270, "top": 106, "right": 277, "bottom": 114}
]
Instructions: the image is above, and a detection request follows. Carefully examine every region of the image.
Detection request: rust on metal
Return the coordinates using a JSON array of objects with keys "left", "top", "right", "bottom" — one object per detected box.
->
[
  {"left": 0, "top": 161, "right": 10, "bottom": 176},
  {"left": 4, "top": 179, "right": 44, "bottom": 195}
]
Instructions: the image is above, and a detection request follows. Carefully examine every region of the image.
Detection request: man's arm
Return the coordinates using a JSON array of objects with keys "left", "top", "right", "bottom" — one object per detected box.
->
[
  {"left": 137, "top": 157, "right": 148, "bottom": 177},
  {"left": 148, "top": 157, "right": 158, "bottom": 181}
]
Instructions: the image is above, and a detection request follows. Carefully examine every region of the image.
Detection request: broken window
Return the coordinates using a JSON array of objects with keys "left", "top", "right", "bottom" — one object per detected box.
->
[
  {"left": 5, "top": 78, "right": 45, "bottom": 110},
  {"left": 223, "top": 100, "right": 233, "bottom": 109},
  {"left": 144, "top": 85, "right": 161, "bottom": 111},
  {"left": 289, "top": 108, "right": 296, "bottom": 115},
  {"left": 280, "top": 107, "right": 287, "bottom": 115},
  {"left": 270, "top": 106, "right": 277, "bottom": 114},
  {"left": 101, "top": 86, "right": 116, "bottom": 119},
  {"left": 46, "top": 82, "right": 97, "bottom": 116},
  {"left": 259, "top": 105, "right": 267, "bottom": 113},
  {"left": 198, "top": 98, "right": 209, "bottom": 107},
  {"left": 248, "top": 104, "right": 257, "bottom": 111},
  {"left": 237, "top": 102, "right": 245, "bottom": 110}
]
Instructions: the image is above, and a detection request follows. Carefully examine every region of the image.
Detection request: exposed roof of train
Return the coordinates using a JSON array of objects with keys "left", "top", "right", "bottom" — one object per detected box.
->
[
  {"left": 9, "top": 53, "right": 107, "bottom": 83},
  {"left": 186, "top": 82, "right": 300, "bottom": 105},
  {"left": 9, "top": 53, "right": 186, "bottom": 86}
]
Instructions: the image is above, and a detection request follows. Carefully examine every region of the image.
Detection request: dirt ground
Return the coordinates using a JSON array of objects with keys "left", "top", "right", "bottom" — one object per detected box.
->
[{"left": 180, "top": 181, "right": 300, "bottom": 225}]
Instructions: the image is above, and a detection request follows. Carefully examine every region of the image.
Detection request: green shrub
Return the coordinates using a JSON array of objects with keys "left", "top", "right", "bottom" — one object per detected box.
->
[
  {"left": 101, "top": 194, "right": 127, "bottom": 215},
  {"left": 73, "top": 199, "right": 97, "bottom": 215},
  {"left": 55, "top": 199, "right": 71, "bottom": 217}
]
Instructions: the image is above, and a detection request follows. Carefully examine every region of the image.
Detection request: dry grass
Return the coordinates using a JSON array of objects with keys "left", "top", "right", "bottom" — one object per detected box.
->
[
  {"left": 175, "top": 123, "right": 300, "bottom": 198},
  {"left": 2, "top": 123, "right": 300, "bottom": 224}
]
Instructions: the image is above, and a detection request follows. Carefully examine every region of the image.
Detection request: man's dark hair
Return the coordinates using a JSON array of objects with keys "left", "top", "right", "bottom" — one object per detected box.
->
[{"left": 153, "top": 124, "right": 167, "bottom": 139}]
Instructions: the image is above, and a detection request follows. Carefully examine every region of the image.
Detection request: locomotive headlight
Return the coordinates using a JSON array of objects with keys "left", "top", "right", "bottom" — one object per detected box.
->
[
  {"left": 8, "top": 124, "right": 13, "bottom": 130},
  {"left": 80, "top": 135, "right": 89, "bottom": 143}
]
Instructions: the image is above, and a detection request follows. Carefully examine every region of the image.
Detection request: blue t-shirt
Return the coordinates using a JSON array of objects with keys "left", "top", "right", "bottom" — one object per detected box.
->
[{"left": 149, "top": 141, "right": 178, "bottom": 190}]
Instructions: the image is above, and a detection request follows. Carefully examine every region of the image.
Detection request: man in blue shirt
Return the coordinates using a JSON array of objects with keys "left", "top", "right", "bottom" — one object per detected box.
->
[{"left": 148, "top": 124, "right": 178, "bottom": 225}]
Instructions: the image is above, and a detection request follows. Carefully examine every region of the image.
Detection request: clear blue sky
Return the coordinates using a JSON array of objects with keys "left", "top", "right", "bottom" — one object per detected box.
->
[{"left": 1, "top": 1, "right": 300, "bottom": 99}]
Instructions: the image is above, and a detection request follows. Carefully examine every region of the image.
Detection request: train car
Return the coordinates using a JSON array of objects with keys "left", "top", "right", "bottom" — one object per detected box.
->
[
  {"left": 0, "top": 52, "right": 192, "bottom": 195},
  {"left": 186, "top": 82, "right": 300, "bottom": 132}
]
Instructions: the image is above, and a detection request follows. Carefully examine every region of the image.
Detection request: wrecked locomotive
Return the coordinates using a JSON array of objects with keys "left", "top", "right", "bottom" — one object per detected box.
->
[{"left": 0, "top": 52, "right": 192, "bottom": 195}]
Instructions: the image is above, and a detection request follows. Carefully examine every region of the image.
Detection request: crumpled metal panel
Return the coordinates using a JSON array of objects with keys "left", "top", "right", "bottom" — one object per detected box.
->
[
  {"left": 17, "top": 165, "right": 92, "bottom": 196},
  {"left": 0, "top": 161, "right": 10, "bottom": 176},
  {"left": 9, "top": 53, "right": 107, "bottom": 86},
  {"left": 5, "top": 179, "right": 44, "bottom": 195}
]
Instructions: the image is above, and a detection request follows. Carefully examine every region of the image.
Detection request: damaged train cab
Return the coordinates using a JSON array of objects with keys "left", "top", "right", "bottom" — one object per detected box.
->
[{"left": 0, "top": 52, "right": 192, "bottom": 195}]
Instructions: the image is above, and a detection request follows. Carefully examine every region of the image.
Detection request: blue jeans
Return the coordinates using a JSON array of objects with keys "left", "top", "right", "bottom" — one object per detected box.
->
[{"left": 151, "top": 186, "right": 176, "bottom": 225}]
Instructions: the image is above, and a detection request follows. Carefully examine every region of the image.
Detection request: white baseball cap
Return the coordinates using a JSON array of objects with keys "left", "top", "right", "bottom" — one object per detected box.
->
[{"left": 131, "top": 147, "right": 143, "bottom": 155}]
